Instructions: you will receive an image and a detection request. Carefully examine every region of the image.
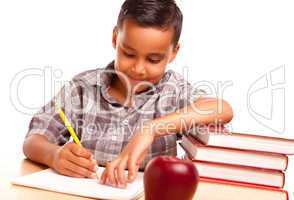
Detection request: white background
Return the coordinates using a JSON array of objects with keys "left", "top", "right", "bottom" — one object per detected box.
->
[{"left": 0, "top": 0, "right": 293, "bottom": 197}]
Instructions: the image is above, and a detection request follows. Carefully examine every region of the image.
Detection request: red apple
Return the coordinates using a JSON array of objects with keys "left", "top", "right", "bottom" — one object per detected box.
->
[{"left": 144, "top": 156, "right": 199, "bottom": 200}]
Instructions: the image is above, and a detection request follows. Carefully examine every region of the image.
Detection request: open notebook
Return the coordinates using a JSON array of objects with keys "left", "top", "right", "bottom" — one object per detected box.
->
[{"left": 11, "top": 167, "right": 144, "bottom": 200}]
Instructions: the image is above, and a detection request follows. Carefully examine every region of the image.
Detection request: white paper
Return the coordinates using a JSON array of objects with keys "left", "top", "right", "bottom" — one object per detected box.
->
[{"left": 11, "top": 167, "right": 144, "bottom": 200}]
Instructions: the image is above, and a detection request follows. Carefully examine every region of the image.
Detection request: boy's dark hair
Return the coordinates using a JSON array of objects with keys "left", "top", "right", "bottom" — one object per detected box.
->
[{"left": 117, "top": 0, "right": 183, "bottom": 47}]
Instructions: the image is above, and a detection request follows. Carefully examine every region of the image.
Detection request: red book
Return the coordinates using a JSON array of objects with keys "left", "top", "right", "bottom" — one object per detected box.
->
[
  {"left": 182, "top": 153, "right": 285, "bottom": 188},
  {"left": 189, "top": 126, "right": 294, "bottom": 155},
  {"left": 195, "top": 177, "right": 289, "bottom": 200},
  {"left": 181, "top": 135, "right": 288, "bottom": 171}
]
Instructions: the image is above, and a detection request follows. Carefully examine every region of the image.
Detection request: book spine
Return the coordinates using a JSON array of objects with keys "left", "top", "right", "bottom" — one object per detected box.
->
[
  {"left": 192, "top": 130, "right": 294, "bottom": 155},
  {"left": 200, "top": 177, "right": 287, "bottom": 192},
  {"left": 181, "top": 141, "right": 286, "bottom": 171},
  {"left": 189, "top": 160, "right": 285, "bottom": 188},
  {"left": 199, "top": 175, "right": 284, "bottom": 189}
]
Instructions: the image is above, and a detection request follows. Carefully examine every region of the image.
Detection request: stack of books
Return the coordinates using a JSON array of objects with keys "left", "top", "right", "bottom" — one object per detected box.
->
[{"left": 180, "top": 126, "right": 294, "bottom": 200}]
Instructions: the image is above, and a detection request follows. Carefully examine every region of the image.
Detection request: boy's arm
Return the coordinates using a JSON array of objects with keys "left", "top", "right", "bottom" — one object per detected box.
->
[
  {"left": 23, "top": 134, "right": 60, "bottom": 167},
  {"left": 23, "top": 80, "right": 97, "bottom": 178},
  {"left": 100, "top": 97, "right": 233, "bottom": 188}
]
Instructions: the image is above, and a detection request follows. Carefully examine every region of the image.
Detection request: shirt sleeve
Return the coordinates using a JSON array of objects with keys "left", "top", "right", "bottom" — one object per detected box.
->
[{"left": 26, "top": 80, "right": 83, "bottom": 145}]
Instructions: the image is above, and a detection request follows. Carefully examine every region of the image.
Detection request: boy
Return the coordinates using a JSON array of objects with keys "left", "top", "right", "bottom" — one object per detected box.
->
[{"left": 23, "top": 0, "right": 233, "bottom": 189}]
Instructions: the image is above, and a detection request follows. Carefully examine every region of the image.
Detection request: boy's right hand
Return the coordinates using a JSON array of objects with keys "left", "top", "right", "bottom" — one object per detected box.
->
[{"left": 50, "top": 142, "right": 97, "bottom": 178}]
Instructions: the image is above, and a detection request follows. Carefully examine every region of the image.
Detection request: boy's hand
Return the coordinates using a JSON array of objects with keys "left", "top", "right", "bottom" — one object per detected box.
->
[
  {"left": 51, "top": 142, "right": 98, "bottom": 178},
  {"left": 100, "top": 131, "right": 155, "bottom": 188}
]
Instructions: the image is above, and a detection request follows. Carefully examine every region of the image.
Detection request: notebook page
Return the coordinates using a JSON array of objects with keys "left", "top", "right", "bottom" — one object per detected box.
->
[{"left": 11, "top": 167, "right": 144, "bottom": 200}]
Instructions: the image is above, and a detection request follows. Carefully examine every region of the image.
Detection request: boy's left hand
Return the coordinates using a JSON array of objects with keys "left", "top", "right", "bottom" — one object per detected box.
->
[{"left": 100, "top": 130, "right": 155, "bottom": 188}]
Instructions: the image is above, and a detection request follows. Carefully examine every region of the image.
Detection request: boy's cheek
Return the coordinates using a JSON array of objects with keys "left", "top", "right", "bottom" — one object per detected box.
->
[
  {"left": 115, "top": 57, "right": 134, "bottom": 73},
  {"left": 146, "top": 65, "right": 167, "bottom": 82}
]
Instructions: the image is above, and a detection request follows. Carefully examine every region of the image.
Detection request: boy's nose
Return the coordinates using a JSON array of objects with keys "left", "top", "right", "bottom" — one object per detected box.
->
[{"left": 131, "top": 61, "right": 146, "bottom": 77}]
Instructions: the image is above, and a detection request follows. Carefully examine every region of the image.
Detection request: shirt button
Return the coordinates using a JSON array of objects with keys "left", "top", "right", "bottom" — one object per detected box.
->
[{"left": 122, "top": 119, "right": 129, "bottom": 125}]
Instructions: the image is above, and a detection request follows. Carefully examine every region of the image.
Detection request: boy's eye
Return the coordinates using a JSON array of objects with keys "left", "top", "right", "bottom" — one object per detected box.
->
[
  {"left": 123, "top": 51, "right": 135, "bottom": 58},
  {"left": 148, "top": 58, "right": 161, "bottom": 64}
]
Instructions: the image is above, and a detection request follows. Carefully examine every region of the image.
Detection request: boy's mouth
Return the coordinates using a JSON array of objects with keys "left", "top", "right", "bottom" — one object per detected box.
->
[
  {"left": 128, "top": 76, "right": 145, "bottom": 83},
  {"left": 128, "top": 76, "right": 159, "bottom": 85}
]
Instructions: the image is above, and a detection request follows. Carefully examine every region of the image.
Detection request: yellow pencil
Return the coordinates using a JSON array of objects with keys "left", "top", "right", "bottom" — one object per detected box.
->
[
  {"left": 57, "top": 107, "right": 82, "bottom": 146},
  {"left": 57, "top": 106, "right": 99, "bottom": 179}
]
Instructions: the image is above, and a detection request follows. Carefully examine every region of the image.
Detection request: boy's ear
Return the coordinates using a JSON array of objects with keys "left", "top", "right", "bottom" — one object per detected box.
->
[
  {"left": 112, "top": 26, "right": 118, "bottom": 49},
  {"left": 168, "top": 43, "right": 180, "bottom": 63}
]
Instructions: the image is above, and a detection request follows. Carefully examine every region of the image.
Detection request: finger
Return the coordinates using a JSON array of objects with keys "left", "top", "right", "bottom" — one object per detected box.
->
[
  {"left": 69, "top": 144, "right": 92, "bottom": 159},
  {"left": 127, "top": 150, "right": 147, "bottom": 183},
  {"left": 117, "top": 159, "right": 127, "bottom": 188},
  {"left": 100, "top": 167, "right": 116, "bottom": 186},
  {"left": 105, "top": 161, "right": 119, "bottom": 187},
  {"left": 90, "top": 156, "right": 99, "bottom": 172},
  {"left": 100, "top": 169, "right": 107, "bottom": 184},
  {"left": 59, "top": 168, "right": 85, "bottom": 178},
  {"left": 63, "top": 159, "right": 96, "bottom": 178},
  {"left": 127, "top": 159, "right": 137, "bottom": 183},
  {"left": 106, "top": 159, "right": 120, "bottom": 187},
  {"left": 113, "top": 168, "right": 120, "bottom": 187},
  {"left": 66, "top": 151, "right": 96, "bottom": 172}
]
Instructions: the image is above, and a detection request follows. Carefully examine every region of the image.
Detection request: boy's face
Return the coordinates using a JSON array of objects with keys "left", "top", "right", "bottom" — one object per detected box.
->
[{"left": 112, "top": 19, "right": 179, "bottom": 94}]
